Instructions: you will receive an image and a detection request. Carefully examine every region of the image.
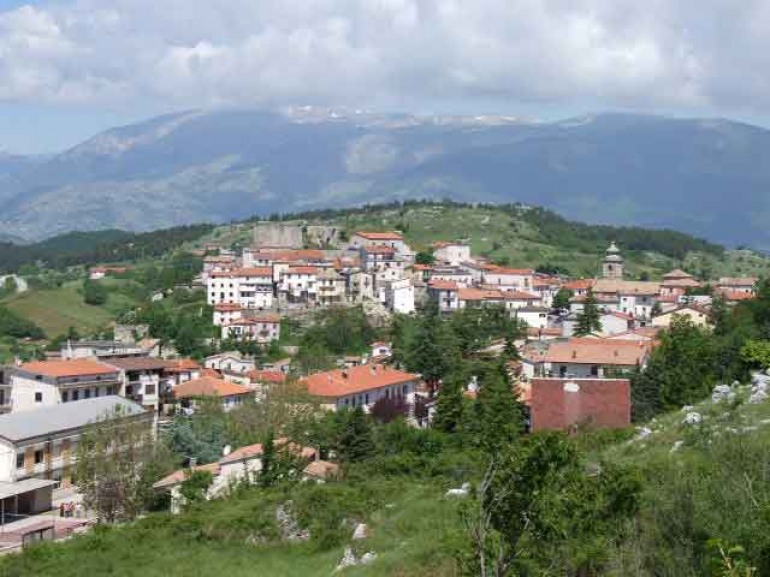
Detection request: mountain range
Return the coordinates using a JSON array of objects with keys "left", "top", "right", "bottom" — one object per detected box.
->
[{"left": 1, "top": 108, "right": 768, "bottom": 248}]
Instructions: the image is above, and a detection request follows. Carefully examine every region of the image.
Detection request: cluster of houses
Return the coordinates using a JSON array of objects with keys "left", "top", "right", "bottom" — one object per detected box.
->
[
  {"left": 0, "top": 226, "right": 760, "bottom": 524},
  {"left": 204, "top": 229, "right": 418, "bottom": 340}
]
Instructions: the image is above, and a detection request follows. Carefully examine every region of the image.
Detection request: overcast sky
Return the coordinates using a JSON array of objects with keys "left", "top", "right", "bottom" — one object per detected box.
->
[{"left": 2, "top": 0, "right": 770, "bottom": 152}]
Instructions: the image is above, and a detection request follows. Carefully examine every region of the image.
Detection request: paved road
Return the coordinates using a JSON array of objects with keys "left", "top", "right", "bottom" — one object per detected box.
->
[{"left": 0, "top": 275, "right": 28, "bottom": 294}]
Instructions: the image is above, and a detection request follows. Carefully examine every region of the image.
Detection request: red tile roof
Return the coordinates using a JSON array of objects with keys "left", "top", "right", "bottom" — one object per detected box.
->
[
  {"left": 286, "top": 266, "right": 319, "bottom": 275},
  {"left": 543, "top": 339, "right": 650, "bottom": 366},
  {"left": 247, "top": 370, "right": 287, "bottom": 384},
  {"left": 362, "top": 244, "right": 397, "bottom": 254},
  {"left": 563, "top": 279, "right": 595, "bottom": 290},
  {"left": 214, "top": 303, "right": 242, "bottom": 312},
  {"left": 18, "top": 359, "right": 117, "bottom": 378},
  {"left": 458, "top": 288, "right": 503, "bottom": 301},
  {"left": 232, "top": 267, "right": 273, "bottom": 277},
  {"left": 719, "top": 290, "right": 755, "bottom": 302},
  {"left": 500, "top": 290, "right": 540, "bottom": 300},
  {"left": 524, "top": 378, "right": 631, "bottom": 431},
  {"left": 153, "top": 462, "right": 221, "bottom": 489},
  {"left": 173, "top": 377, "right": 252, "bottom": 398},
  {"left": 303, "top": 364, "right": 418, "bottom": 398},
  {"left": 428, "top": 279, "right": 459, "bottom": 290}
]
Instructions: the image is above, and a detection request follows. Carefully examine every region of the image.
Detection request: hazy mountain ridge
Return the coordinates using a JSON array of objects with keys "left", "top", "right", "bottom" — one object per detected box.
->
[{"left": 1, "top": 109, "right": 768, "bottom": 247}]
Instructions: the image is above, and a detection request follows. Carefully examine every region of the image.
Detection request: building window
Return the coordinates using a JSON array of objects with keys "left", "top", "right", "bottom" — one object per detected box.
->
[
  {"left": 84, "top": 389, "right": 91, "bottom": 399},
  {"left": 72, "top": 390, "right": 79, "bottom": 401},
  {"left": 62, "top": 391, "right": 69, "bottom": 402},
  {"left": 34, "top": 450, "right": 44, "bottom": 465},
  {"left": 16, "top": 453, "right": 23, "bottom": 469},
  {"left": 34, "top": 392, "right": 42, "bottom": 403}
]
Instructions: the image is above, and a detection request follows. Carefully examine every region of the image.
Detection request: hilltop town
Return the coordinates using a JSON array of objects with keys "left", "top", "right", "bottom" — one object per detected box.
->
[{"left": 0, "top": 202, "right": 767, "bottom": 575}]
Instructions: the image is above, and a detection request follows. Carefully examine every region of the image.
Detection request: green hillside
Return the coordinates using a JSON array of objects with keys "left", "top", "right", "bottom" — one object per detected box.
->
[
  {"left": 199, "top": 201, "right": 770, "bottom": 279},
  {"left": 3, "top": 389, "right": 769, "bottom": 576},
  {"left": 0, "top": 280, "right": 137, "bottom": 338}
]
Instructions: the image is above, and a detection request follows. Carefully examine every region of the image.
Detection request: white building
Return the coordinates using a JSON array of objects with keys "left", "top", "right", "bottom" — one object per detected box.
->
[
  {"left": 303, "top": 364, "right": 419, "bottom": 412},
  {"left": 0, "top": 396, "right": 148, "bottom": 490},
  {"left": 383, "top": 278, "right": 415, "bottom": 314},
  {"left": 350, "top": 231, "right": 414, "bottom": 262},
  {"left": 483, "top": 267, "right": 535, "bottom": 291},
  {"left": 9, "top": 360, "right": 122, "bottom": 413},
  {"left": 207, "top": 267, "right": 274, "bottom": 310},
  {"left": 432, "top": 242, "right": 471, "bottom": 266}
]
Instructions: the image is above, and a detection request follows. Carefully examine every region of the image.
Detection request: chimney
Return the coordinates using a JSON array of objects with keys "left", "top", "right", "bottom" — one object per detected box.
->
[
  {"left": 571, "top": 350, "right": 577, "bottom": 359},
  {"left": 342, "top": 370, "right": 348, "bottom": 379}
]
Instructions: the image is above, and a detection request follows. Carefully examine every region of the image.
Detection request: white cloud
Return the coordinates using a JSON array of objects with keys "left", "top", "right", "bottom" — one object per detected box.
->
[{"left": 0, "top": 0, "right": 767, "bottom": 113}]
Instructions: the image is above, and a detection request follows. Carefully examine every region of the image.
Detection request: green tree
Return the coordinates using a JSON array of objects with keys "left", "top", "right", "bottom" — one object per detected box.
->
[
  {"left": 632, "top": 316, "right": 718, "bottom": 419},
  {"left": 258, "top": 428, "right": 278, "bottom": 488},
  {"left": 740, "top": 339, "right": 770, "bottom": 370},
  {"left": 462, "top": 433, "right": 640, "bottom": 576},
  {"left": 179, "top": 469, "right": 213, "bottom": 508},
  {"left": 415, "top": 250, "right": 436, "bottom": 265},
  {"left": 552, "top": 287, "right": 573, "bottom": 310},
  {"left": 473, "top": 363, "right": 524, "bottom": 453},
  {"left": 411, "top": 298, "right": 459, "bottom": 396},
  {"left": 83, "top": 279, "right": 108, "bottom": 305},
  {"left": 574, "top": 288, "right": 602, "bottom": 336},
  {"left": 75, "top": 406, "right": 176, "bottom": 523},
  {"left": 337, "top": 407, "right": 374, "bottom": 464},
  {"left": 433, "top": 374, "right": 466, "bottom": 434}
]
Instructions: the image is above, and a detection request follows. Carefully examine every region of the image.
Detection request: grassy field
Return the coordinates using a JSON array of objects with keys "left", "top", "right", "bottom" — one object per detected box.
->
[
  {"left": 0, "top": 480, "right": 463, "bottom": 577},
  {"left": 1, "top": 280, "right": 137, "bottom": 338}
]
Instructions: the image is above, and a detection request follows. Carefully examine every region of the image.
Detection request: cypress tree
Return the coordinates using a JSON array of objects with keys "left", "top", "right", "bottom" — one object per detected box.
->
[
  {"left": 575, "top": 288, "right": 603, "bottom": 336},
  {"left": 338, "top": 407, "right": 374, "bottom": 463},
  {"left": 474, "top": 363, "right": 525, "bottom": 453},
  {"left": 433, "top": 374, "right": 465, "bottom": 434}
]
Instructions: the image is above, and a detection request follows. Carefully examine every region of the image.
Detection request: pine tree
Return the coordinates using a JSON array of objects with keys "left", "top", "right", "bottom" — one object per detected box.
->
[
  {"left": 433, "top": 374, "right": 465, "bottom": 434},
  {"left": 337, "top": 407, "right": 374, "bottom": 463},
  {"left": 411, "top": 298, "right": 458, "bottom": 396},
  {"left": 474, "top": 363, "right": 525, "bottom": 453},
  {"left": 575, "top": 288, "right": 603, "bottom": 336},
  {"left": 258, "top": 428, "right": 277, "bottom": 487}
]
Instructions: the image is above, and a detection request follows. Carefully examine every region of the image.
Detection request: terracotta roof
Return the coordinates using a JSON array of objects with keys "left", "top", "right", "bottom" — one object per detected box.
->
[
  {"left": 592, "top": 279, "right": 661, "bottom": 296},
  {"left": 166, "top": 359, "right": 202, "bottom": 372},
  {"left": 563, "top": 279, "right": 595, "bottom": 290},
  {"left": 428, "top": 279, "right": 459, "bottom": 290},
  {"left": 661, "top": 277, "right": 701, "bottom": 288},
  {"left": 103, "top": 357, "right": 173, "bottom": 371},
  {"left": 247, "top": 370, "right": 287, "bottom": 384},
  {"left": 458, "top": 288, "right": 503, "bottom": 301},
  {"left": 225, "top": 313, "right": 281, "bottom": 325},
  {"left": 231, "top": 267, "right": 273, "bottom": 277},
  {"left": 527, "top": 326, "right": 563, "bottom": 337},
  {"left": 18, "top": 359, "right": 118, "bottom": 378},
  {"left": 544, "top": 338, "right": 650, "bottom": 366},
  {"left": 525, "top": 378, "right": 631, "bottom": 431},
  {"left": 354, "top": 231, "right": 403, "bottom": 241},
  {"left": 500, "top": 290, "right": 540, "bottom": 300},
  {"left": 303, "top": 460, "right": 340, "bottom": 480},
  {"left": 662, "top": 268, "right": 694, "bottom": 279},
  {"left": 286, "top": 266, "right": 319, "bottom": 275},
  {"left": 173, "top": 377, "right": 252, "bottom": 398},
  {"left": 214, "top": 303, "right": 242, "bottom": 312},
  {"left": 719, "top": 290, "right": 755, "bottom": 302},
  {"left": 303, "top": 364, "right": 418, "bottom": 398},
  {"left": 362, "top": 244, "right": 396, "bottom": 254},
  {"left": 201, "top": 368, "right": 222, "bottom": 378},
  {"left": 153, "top": 462, "right": 221, "bottom": 489}
]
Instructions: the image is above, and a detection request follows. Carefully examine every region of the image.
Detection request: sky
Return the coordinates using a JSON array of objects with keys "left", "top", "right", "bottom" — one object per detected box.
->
[{"left": 2, "top": 0, "right": 770, "bottom": 153}]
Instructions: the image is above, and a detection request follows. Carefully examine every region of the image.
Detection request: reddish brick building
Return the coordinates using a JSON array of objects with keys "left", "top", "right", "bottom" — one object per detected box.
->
[{"left": 520, "top": 378, "right": 631, "bottom": 432}]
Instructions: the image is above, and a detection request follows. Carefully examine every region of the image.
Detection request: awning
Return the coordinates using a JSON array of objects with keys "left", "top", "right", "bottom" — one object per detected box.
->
[{"left": 0, "top": 479, "right": 57, "bottom": 500}]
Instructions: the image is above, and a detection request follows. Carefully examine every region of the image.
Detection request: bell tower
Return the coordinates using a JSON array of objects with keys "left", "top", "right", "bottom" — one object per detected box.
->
[{"left": 602, "top": 241, "right": 624, "bottom": 279}]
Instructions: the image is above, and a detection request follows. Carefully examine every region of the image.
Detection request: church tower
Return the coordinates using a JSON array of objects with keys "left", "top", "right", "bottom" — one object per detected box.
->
[{"left": 602, "top": 241, "right": 624, "bottom": 279}]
